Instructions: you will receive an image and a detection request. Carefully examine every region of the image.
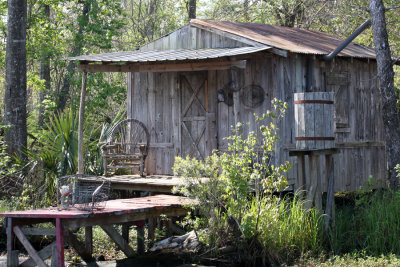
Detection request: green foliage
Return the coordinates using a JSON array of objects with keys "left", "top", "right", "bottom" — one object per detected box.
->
[
  {"left": 173, "top": 99, "right": 322, "bottom": 265},
  {"left": 303, "top": 252, "right": 400, "bottom": 267},
  {"left": 329, "top": 186, "right": 400, "bottom": 256},
  {"left": 247, "top": 194, "right": 323, "bottom": 264},
  {"left": 35, "top": 109, "right": 79, "bottom": 177}
]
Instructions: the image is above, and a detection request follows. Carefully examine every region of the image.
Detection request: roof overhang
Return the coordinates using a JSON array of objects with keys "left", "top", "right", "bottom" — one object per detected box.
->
[{"left": 68, "top": 46, "right": 272, "bottom": 72}]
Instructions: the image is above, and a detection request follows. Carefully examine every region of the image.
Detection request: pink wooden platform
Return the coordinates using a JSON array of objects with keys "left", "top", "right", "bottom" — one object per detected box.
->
[{"left": 0, "top": 195, "right": 195, "bottom": 267}]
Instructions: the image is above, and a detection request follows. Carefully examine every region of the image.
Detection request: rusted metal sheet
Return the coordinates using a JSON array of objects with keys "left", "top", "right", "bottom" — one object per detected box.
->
[
  {"left": 68, "top": 46, "right": 271, "bottom": 63},
  {"left": 190, "top": 19, "right": 377, "bottom": 59}
]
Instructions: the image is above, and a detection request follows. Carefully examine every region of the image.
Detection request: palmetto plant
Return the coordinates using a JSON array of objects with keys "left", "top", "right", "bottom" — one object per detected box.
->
[
  {"left": 38, "top": 109, "right": 79, "bottom": 176},
  {"left": 26, "top": 109, "right": 78, "bottom": 204}
]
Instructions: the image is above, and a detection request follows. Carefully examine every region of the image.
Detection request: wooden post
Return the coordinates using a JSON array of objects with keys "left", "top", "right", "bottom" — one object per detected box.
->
[
  {"left": 78, "top": 72, "right": 88, "bottom": 175},
  {"left": 101, "top": 225, "right": 135, "bottom": 258},
  {"left": 55, "top": 218, "right": 65, "bottom": 267},
  {"left": 122, "top": 224, "right": 130, "bottom": 244},
  {"left": 51, "top": 244, "right": 58, "bottom": 267},
  {"left": 296, "top": 154, "right": 306, "bottom": 197},
  {"left": 13, "top": 226, "right": 47, "bottom": 267},
  {"left": 325, "top": 154, "right": 335, "bottom": 233},
  {"left": 8, "top": 251, "right": 18, "bottom": 267},
  {"left": 305, "top": 155, "right": 318, "bottom": 209},
  {"left": 166, "top": 219, "right": 173, "bottom": 237},
  {"left": 7, "top": 217, "right": 18, "bottom": 267},
  {"left": 85, "top": 226, "right": 93, "bottom": 255},
  {"left": 136, "top": 220, "right": 145, "bottom": 254}
]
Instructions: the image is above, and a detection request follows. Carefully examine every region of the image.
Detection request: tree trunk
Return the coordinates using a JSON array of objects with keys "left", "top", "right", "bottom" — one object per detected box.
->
[
  {"left": 4, "top": 0, "right": 27, "bottom": 159},
  {"left": 56, "top": 1, "right": 90, "bottom": 112},
  {"left": 187, "top": 0, "right": 196, "bottom": 20},
  {"left": 369, "top": 0, "right": 400, "bottom": 187},
  {"left": 243, "top": 0, "right": 249, "bottom": 21},
  {"left": 38, "top": 4, "right": 51, "bottom": 127}
]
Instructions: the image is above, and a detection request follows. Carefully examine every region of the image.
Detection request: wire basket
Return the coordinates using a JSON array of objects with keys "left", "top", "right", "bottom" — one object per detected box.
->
[{"left": 57, "top": 175, "right": 111, "bottom": 212}]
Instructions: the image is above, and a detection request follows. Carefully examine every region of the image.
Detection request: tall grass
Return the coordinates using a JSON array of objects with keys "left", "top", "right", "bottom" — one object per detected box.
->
[
  {"left": 253, "top": 194, "right": 323, "bottom": 264},
  {"left": 330, "top": 189, "right": 400, "bottom": 256}
]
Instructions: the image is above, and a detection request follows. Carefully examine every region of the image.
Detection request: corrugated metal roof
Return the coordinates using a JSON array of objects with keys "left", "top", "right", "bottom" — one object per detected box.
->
[
  {"left": 68, "top": 46, "right": 271, "bottom": 62},
  {"left": 190, "top": 19, "right": 377, "bottom": 59}
]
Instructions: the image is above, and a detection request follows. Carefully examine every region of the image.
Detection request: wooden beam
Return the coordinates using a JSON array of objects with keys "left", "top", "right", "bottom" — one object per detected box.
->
[
  {"left": 64, "top": 229, "right": 97, "bottom": 265},
  {"left": 78, "top": 72, "right": 87, "bottom": 174},
  {"left": 20, "top": 241, "right": 56, "bottom": 267},
  {"left": 101, "top": 225, "right": 135, "bottom": 258},
  {"left": 78, "top": 60, "right": 247, "bottom": 73},
  {"left": 13, "top": 226, "right": 47, "bottom": 267},
  {"left": 63, "top": 207, "right": 188, "bottom": 228},
  {"left": 335, "top": 141, "right": 385, "bottom": 148},
  {"left": 21, "top": 227, "right": 56, "bottom": 236}
]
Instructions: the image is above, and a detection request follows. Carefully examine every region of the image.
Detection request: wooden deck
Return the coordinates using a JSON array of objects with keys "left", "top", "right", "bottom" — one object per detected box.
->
[
  {"left": 1, "top": 195, "right": 195, "bottom": 267},
  {"left": 79, "top": 175, "right": 208, "bottom": 193}
]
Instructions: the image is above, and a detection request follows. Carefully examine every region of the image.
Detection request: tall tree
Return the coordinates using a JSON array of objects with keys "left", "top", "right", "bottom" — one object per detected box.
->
[
  {"left": 56, "top": 0, "right": 91, "bottom": 112},
  {"left": 38, "top": 4, "right": 51, "bottom": 127},
  {"left": 4, "top": 0, "right": 27, "bottom": 158},
  {"left": 187, "top": 0, "right": 196, "bottom": 19},
  {"left": 369, "top": 0, "right": 400, "bottom": 187}
]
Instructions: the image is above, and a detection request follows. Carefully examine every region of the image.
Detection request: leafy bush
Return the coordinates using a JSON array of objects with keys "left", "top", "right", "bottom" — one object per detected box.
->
[{"left": 173, "top": 99, "right": 323, "bottom": 265}]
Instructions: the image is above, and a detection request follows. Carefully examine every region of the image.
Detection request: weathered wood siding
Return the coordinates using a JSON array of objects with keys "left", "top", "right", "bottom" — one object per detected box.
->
[
  {"left": 127, "top": 72, "right": 178, "bottom": 175},
  {"left": 311, "top": 57, "right": 386, "bottom": 191},
  {"left": 140, "top": 25, "right": 249, "bottom": 51},
  {"left": 128, "top": 24, "right": 385, "bottom": 191}
]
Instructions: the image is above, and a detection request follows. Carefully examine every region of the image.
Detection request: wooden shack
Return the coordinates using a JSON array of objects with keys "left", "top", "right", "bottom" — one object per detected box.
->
[{"left": 71, "top": 19, "right": 393, "bottom": 192}]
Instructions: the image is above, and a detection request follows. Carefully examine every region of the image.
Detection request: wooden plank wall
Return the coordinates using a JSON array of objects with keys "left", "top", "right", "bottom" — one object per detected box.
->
[
  {"left": 128, "top": 72, "right": 178, "bottom": 175},
  {"left": 211, "top": 54, "right": 385, "bottom": 192},
  {"left": 212, "top": 54, "right": 298, "bottom": 187},
  {"left": 129, "top": 23, "right": 386, "bottom": 191},
  {"left": 310, "top": 57, "right": 385, "bottom": 191}
]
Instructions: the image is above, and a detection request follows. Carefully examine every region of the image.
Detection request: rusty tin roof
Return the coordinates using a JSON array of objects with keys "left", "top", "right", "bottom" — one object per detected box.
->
[{"left": 190, "top": 19, "right": 377, "bottom": 59}]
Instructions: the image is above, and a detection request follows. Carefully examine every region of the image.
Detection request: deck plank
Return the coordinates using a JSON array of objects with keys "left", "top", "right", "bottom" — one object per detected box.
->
[{"left": 78, "top": 175, "right": 208, "bottom": 193}]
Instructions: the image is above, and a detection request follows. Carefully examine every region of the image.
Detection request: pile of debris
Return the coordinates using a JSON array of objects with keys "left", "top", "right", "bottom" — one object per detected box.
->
[{"left": 149, "top": 230, "right": 201, "bottom": 253}]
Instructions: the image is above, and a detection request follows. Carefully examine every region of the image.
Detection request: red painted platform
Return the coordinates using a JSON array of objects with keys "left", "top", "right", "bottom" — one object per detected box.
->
[
  {"left": 0, "top": 195, "right": 195, "bottom": 267},
  {"left": 0, "top": 194, "right": 194, "bottom": 219}
]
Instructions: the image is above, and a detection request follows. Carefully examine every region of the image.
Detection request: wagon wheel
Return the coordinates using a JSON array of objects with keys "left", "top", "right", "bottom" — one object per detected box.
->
[{"left": 110, "top": 119, "right": 150, "bottom": 176}]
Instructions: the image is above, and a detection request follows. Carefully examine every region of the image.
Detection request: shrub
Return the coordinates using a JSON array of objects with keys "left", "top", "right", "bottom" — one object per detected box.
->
[{"left": 173, "top": 99, "right": 323, "bottom": 265}]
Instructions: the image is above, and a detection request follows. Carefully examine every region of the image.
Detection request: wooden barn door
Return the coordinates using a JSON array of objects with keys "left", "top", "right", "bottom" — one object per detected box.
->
[{"left": 180, "top": 72, "right": 216, "bottom": 160}]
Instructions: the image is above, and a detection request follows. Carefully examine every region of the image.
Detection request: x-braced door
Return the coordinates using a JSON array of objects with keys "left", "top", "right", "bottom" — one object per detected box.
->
[{"left": 180, "top": 72, "right": 215, "bottom": 160}]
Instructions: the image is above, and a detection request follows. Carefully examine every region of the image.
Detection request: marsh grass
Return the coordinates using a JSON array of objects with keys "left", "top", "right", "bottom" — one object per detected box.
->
[
  {"left": 253, "top": 193, "right": 323, "bottom": 264},
  {"left": 329, "top": 189, "right": 400, "bottom": 256}
]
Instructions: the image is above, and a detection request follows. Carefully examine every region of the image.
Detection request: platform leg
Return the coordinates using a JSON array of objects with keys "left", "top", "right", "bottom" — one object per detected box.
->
[
  {"left": 51, "top": 243, "right": 58, "bottom": 267},
  {"left": 314, "top": 155, "right": 322, "bottom": 212},
  {"left": 122, "top": 223, "right": 130, "bottom": 244},
  {"left": 56, "top": 218, "right": 65, "bottom": 267},
  {"left": 8, "top": 250, "right": 18, "bottom": 267},
  {"left": 136, "top": 220, "right": 145, "bottom": 254},
  {"left": 166, "top": 219, "right": 173, "bottom": 237},
  {"left": 306, "top": 155, "right": 318, "bottom": 210},
  {"left": 148, "top": 218, "right": 155, "bottom": 247},
  {"left": 85, "top": 226, "right": 93, "bottom": 255},
  {"left": 297, "top": 155, "right": 306, "bottom": 197},
  {"left": 7, "top": 217, "right": 14, "bottom": 267},
  {"left": 325, "top": 154, "right": 335, "bottom": 233}
]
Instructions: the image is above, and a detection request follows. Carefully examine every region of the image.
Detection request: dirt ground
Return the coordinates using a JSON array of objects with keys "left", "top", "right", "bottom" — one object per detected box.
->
[{"left": 0, "top": 254, "right": 209, "bottom": 266}]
